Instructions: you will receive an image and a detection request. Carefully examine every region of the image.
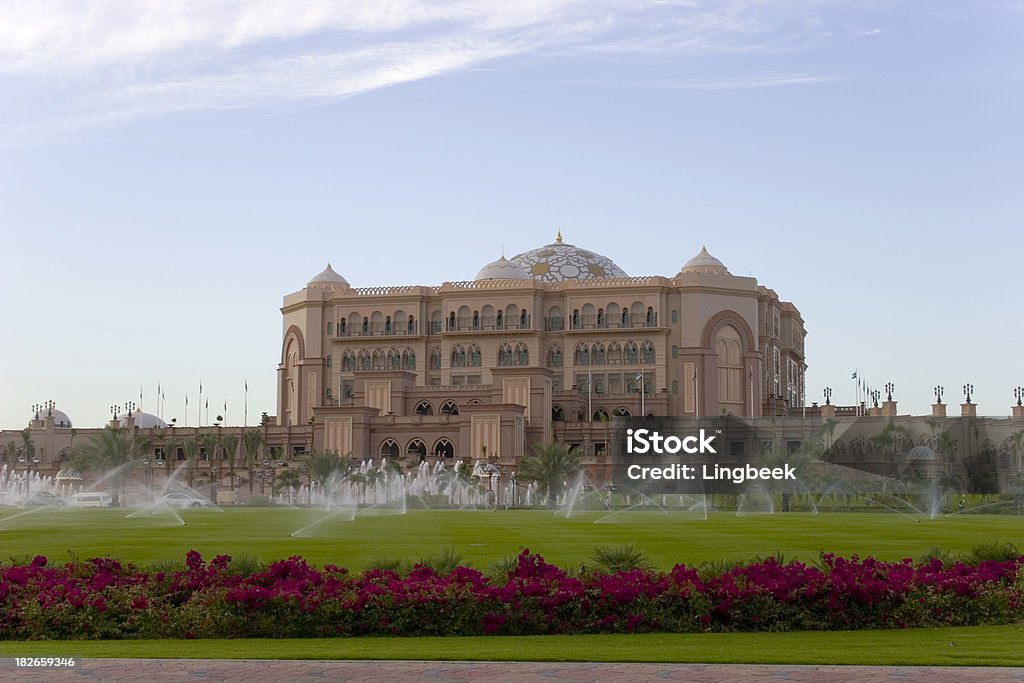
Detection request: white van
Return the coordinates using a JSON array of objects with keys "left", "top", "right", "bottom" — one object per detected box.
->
[{"left": 67, "top": 491, "right": 113, "bottom": 507}]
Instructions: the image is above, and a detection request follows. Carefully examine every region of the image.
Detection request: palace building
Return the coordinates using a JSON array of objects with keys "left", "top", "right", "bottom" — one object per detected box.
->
[
  {"left": 278, "top": 234, "right": 807, "bottom": 463},
  {"left": 5, "top": 233, "right": 1024, "bottom": 498}
]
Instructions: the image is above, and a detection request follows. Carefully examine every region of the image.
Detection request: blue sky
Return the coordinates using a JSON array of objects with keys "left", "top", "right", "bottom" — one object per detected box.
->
[{"left": 1, "top": 1, "right": 1022, "bottom": 428}]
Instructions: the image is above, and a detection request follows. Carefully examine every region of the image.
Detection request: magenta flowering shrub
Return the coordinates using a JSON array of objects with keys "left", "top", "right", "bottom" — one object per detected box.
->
[{"left": 0, "top": 550, "right": 1021, "bottom": 640}]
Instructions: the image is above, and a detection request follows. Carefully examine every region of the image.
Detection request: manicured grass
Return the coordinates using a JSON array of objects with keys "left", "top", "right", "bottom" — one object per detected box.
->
[
  {"left": 0, "top": 507, "right": 1021, "bottom": 569},
  {"left": 0, "top": 626, "right": 1021, "bottom": 665}
]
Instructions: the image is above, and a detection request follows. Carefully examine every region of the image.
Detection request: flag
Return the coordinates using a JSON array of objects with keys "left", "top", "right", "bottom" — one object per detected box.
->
[
  {"left": 244, "top": 379, "right": 248, "bottom": 392},
  {"left": 851, "top": 370, "right": 857, "bottom": 379}
]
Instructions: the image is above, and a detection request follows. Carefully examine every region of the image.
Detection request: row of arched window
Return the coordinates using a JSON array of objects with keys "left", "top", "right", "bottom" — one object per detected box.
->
[
  {"left": 443, "top": 305, "right": 531, "bottom": 332},
  {"left": 414, "top": 400, "right": 461, "bottom": 416},
  {"left": 329, "top": 304, "right": 680, "bottom": 337},
  {"left": 332, "top": 311, "right": 417, "bottom": 337},
  {"left": 379, "top": 437, "right": 455, "bottom": 459},
  {"left": 544, "top": 341, "right": 655, "bottom": 367},
  {"left": 339, "top": 348, "right": 416, "bottom": 371},
  {"left": 546, "top": 303, "right": 665, "bottom": 331}
]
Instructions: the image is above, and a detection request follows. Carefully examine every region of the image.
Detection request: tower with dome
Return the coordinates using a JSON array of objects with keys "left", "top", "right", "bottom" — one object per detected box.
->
[{"left": 278, "top": 234, "right": 807, "bottom": 464}]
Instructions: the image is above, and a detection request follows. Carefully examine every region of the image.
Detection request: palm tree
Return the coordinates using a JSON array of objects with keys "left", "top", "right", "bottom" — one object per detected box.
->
[
  {"left": 19, "top": 428, "right": 35, "bottom": 460},
  {"left": 1009, "top": 429, "right": 1024, "bottom": 471},
  {"left": 936, "top": 430, "right": 958, "bottom": 464},
  {"left": 303, "top": 450, "right": 348, "bottom": 488},
  {"left": 819, "top": 418, "right": 839, "bottom": 460},
  {"left": 516, "top": 442, "right": 582, "bottom": 509},
  {"left": 180, "top": 438, "right": 200, "bottom": 489},
  {"left": 241, "top": 428, "right": 264, "bottom": 493},
  {"left": 275, "top": 468, "right": 301, "bottom": 501},
  {"left": 870, "top": 422, "right": 910, "bottom": 478},
  {"left": 222, "top": 434, "right": 240, "bottom": 491},
  {"left": 75, "top": 426, "right": 133, "bottom": 506}
]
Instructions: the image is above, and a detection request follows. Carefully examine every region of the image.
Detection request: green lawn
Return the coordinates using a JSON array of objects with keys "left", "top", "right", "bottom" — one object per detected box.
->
[
  {"left": 0, "top": 626, "right": 1021, "bottom": 666},
  {"left": 0, "top": 507, "right": 1020, "bottom": 569}
]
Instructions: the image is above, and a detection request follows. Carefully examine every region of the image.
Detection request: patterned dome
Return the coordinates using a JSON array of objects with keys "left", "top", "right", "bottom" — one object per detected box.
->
[
  {"left": 509, "top": 232, "right": 627, "bottom": 283},
  {"left": 475, "top": 255, "right": 530, "bottom": 281},
  {"left": 906, "top": 446, "right": 937, "bottom": 461}
]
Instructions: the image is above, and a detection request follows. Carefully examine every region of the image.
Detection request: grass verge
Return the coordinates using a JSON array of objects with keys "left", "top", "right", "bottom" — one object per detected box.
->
[{"left": 0, "top": 626, "right": 1020, "bottom": 665}]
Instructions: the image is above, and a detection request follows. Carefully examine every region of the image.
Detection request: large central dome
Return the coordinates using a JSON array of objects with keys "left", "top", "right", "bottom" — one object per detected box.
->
[{"left": 509, "top": 232, "right": 628, "bottom": 283}]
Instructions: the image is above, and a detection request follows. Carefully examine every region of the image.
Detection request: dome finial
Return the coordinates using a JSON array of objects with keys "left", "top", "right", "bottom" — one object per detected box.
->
[{"left": 555, "top": 230, "right": 563, "bottom": 243}]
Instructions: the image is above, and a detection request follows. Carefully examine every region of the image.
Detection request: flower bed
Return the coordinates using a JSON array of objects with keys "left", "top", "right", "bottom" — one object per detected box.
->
[{"left": 1, "top": 550, "right": 1021, "bottom": 639}]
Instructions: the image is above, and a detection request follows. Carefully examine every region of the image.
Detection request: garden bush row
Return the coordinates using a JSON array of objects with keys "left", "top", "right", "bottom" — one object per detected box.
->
[{"left": 1, "top": 549, "right": 1022, "bottom": 639}]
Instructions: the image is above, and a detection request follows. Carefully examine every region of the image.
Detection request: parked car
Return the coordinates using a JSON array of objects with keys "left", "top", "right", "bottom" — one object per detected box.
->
[
  {"left": 18, "top": 490, "right": 66, "bottom": 507},
  {"left": 67, "top": 491, "right": 113, "bottom": 508},
  {"left": 154, "top": 493, "right": 213, "bottom": 509}
]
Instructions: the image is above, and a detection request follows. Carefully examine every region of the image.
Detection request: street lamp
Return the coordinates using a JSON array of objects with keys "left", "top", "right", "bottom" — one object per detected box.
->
[
  {"left": 1014, "top": 386, "right": 1023, "bottom": 406},
  {"left": 823, "top": 387, "right": 832, "bottom": 405},
  {"left": 871, "top": 390, "right": 881, "bottom": 408},
  {"left": 963, "top": 383, "right": 974, "bottom": 404},
  {"left": 885, "top": 382, "right": 894, "bottom": 402},
  {"left": 934, "top": 386, "right": 944, "bottom": 404}
]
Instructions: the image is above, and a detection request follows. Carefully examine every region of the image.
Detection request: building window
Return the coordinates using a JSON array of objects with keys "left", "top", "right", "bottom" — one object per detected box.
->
[
  {"left": 671, "top": 310, "right": 678, "bottom": 324},
  {"left": 327, "top": 321, "right": 333, "bottom": 335}
]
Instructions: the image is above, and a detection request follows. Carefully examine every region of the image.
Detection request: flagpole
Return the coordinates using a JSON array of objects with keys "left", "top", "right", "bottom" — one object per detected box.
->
[
  {"left": 244, "top": 379, "right": 248, "bottom": 427},
  {"left": 588, "top": 368, "right": 592, "bottom": 421},
  {"left": 199, "top": 380, "right": 203, "bottom": 427},
  {"left": 185, "top": 394, "right": 189, "bottom": 427}
]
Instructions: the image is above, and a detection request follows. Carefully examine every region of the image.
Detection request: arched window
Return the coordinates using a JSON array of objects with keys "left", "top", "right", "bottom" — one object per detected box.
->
[
  {"left": 642, "top": 342, "right": 655, "bottom": 364},
  {"left": 326, "top": 321, "right": 333, "bottom": 335},
  {"left": 572, "top": 309, "right": 580, "bottom": 329},
  {"left": 440, "top": 400, "right": 459, "bottom": 416},
  {"left": 613, "top": 407, "right": 631, "bottom": 417},
  {"left": 672, "top": 345, "right": 678, "bottom": 358},
  {"left": 498, "top": 344, "right": 514, "bottom": 367},
  {"left": 339, "top": 319, "right": 347, "bottom": 335},
  {"left": 592, "top": 343, "right": 605, "bottom": 365},
  {"left": 552, "top": 405, "right": 565, "bottom": 421},
  {"left": 547, "top": 344, "right": 562, "bottom": 367},
  {"left": 404, "top": 350, "right": 415, "bottom": 370},
  {"left": 671, "top": 310, "right": 678, "bottom": 324},
  {"left": 379, "top": 439, "right": 400, "bottom": 459},
  {"left": 597, "top": 308, "right": 605, "bottom": 328},
  {"left": 448, "top": 311, "right": 456, "bottom": 331},
  {"left": 467, "top": 344, "right": 481, "bottom": 367},
  {"left": 621, "top": 307, "right": 630, "bottom": 327},
  {"left": 646, "top": 306, "right": 655, "bottom": 326},
  {"left": 593, "top": 408, "right": 610, "bottom": 421},
  {"left": 516, "top": 343, "right": 528, "bottom": 365},
  {"left": 325, "top": 354, "right": 332, "bottom": 368},
  {"left": 362, "top": 317, "right": 369, "bottom": 334},
  {"left": 520, "top": 308, "right": 528, "bottom": 329},
  {"left": 390, "top": 350, "right": 402, "bottom": 370},
  {"left": 496, "top": 310, "right": 504, "bottom": 329},
  {"left": 414, "top": 401, "right": 434, "bottom": 415},
  {"left": 451, "top": 345, "right": 467, "bottom": 367},
  {"left": 408, "top": 315, "right": 416, "bottom": 334},
  {"left": 575, "top": 344, "right": 589, "bottom": 365},
  {"left": 625, "top": 342, "right": 639, "bottom": 364},
  {"left": 429, "top": 347, "right": 441, "bottom": 370},
  {"left": 371, "top": 311, "right": 384, "bottom": 335},
  {"left": 472, "top": 310, "right": 480, "bottom": 330},
  {"left": 407, "top": 439, "right": 428, "bottom": 462},
  {"left": 434, "top": 438, "right": 455, "bottom": 459},
  {"left": 431, "top": 311, "right": 442, "bottom": 334},
  {"left": 385, "top": 316, "right": 392, "bottom": 334},
  {"left": 547, "top": 306, "right": 562, "bottom": 331}
]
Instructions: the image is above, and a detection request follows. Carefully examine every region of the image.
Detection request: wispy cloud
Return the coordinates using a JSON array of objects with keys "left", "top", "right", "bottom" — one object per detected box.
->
[
  {"left": 1, "top": 1, "right": 854, "bottom": 139},
  {"left": 646, "top": 73, "right": 840, "bottom": 90}
]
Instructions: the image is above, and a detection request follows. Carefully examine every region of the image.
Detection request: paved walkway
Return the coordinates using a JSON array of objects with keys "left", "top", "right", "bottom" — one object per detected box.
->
[{"left": 8, "top": 661, "right": 1024, "bottom": 682}]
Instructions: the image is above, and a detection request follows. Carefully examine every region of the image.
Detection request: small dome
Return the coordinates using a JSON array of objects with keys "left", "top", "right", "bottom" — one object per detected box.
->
[
  {"left": 680, "top": 246, "right": 729, "bottom": 275},
  {"left": 475, "top": 255, "right": 530, "bottom": 281},
  {"left": 29, "top": 408, "right": 73, "bottom": 428},
  {"left": 509, "top": 232, "right": 628, "bottom": 283},
  {"left": 307, "top": 263, "right": 349, "bottom": 287},
  {"left": 118, "top": 411, "right": 168, "bottom": 429},
  {"left": 906, "top": 446, "right": 937, "bottom": 461}
]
